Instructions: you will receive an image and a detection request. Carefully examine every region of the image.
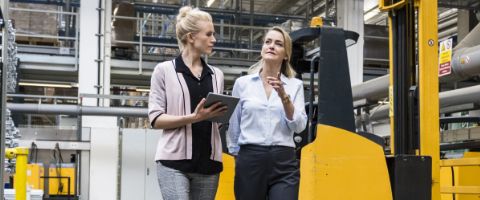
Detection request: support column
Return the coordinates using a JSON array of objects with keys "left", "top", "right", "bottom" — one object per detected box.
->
[
  {"left": 102, "top": 0, "right": 112, "bottom": 107},
  {"left": 418, "top": 0, "right": 440, "bottom": 199},
  {"left": 79, "top": 0, "right": 101, "bottom": 107},
  {"left": 0, "top": 0, "right": 9, "bottom": 198},
  {"left": 78, "top": 0, "right": 118, "bottom": 199},
  {"left": 336, "top": 0, "right": 364, "bottom": 85}
]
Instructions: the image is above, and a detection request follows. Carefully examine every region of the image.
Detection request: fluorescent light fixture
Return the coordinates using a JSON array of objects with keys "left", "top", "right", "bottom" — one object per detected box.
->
[
  {"left": 364, "top": 8, "right": 380, "bottom": 22},
  {"left": 19, "top": 82, "right": 73, "bottom": 88},
  {"left": 207, "top": 0, "right": 216, "bottom": 7},
  {"left": 136, "top": 88, "right": 150, "bottom": 92}
]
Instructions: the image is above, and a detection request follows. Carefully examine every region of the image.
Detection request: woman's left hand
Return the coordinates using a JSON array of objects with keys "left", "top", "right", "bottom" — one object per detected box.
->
[{"left": 266, "top": 72, "right": 287, "bottom": 97}]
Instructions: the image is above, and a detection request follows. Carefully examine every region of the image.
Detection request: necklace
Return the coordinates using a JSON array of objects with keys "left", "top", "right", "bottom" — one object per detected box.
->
[{"left": 190, "top": 68, "right": 202, "bottom": 79}]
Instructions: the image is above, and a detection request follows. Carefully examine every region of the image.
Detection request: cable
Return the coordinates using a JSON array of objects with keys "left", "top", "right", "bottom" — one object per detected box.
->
[
  {"left": 53, "top": 143, "right": 64, "bottom": 194},
  {"left": 28, "top": 142, "right": 38, "bottom": 163},
  {"left": 451, "top": 166, "right": 456, "bottom": 200}
]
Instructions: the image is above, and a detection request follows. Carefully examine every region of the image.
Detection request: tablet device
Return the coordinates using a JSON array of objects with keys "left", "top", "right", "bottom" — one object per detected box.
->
[{"left": 204, "top": 92, "right": 240, "bottom": 123}]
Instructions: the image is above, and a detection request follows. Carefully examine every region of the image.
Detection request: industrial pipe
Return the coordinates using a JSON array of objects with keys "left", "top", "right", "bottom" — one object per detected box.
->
[
  {"left": 440, "top": 44, "right": 480, "bottom": 82},
  {"left": 353, "top": 44, "right": 480, "bottom": 101},
  {"left": 370, "top": 84, "right": 480, "bottom": 121},
  {"left": 352, "top": 75, "right": 389, "bottom": 101},
  {"left": 353, "top": 23, "right": 480, "bottom": 102},
  {"left": 7, "top": 104, "right": 147, "bottom": 117},
  {"left": 9, "top": 85, "right": 480, "bottom": 122},
  {"left": 454, "top": 22, "right": 480, "bottom": 50}
]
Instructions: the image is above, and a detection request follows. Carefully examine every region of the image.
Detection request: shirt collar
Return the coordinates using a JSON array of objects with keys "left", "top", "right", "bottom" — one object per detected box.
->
[
  {"left": 174, "top": 55, "right": 213, "bottom": 75},
  {"left": 251, "top": 70, "right": 288, "bottom": 85}
]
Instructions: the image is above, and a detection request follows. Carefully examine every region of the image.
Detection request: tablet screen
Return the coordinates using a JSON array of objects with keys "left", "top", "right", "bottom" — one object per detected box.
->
[{"left": 204, "top": 93, "right": 240, "bottom": 123}]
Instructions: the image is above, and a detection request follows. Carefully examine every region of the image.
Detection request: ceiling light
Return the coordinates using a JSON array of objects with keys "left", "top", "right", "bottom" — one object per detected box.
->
[
  {"left": 207, "top": 0, "right": 216, "bottom": 7},
  {"left": 19, "top": 82, "right": 73, "bottom": 88},
  {"left": 136, "top": 88, "right": 150, "bottom": 92}
]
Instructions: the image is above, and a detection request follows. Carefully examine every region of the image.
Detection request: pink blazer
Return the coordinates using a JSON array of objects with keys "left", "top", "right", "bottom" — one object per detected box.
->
[{"left": 148, "top": 59, "right": 224, "bottom": 162}]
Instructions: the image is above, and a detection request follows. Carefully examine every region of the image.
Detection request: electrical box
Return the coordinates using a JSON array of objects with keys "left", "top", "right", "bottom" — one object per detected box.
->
[
  {"left": 26, "top": 163, "right": 45, "bottom": 190},
  {"left": 47, "top": 163, "right": 76, "bottom": 195}
]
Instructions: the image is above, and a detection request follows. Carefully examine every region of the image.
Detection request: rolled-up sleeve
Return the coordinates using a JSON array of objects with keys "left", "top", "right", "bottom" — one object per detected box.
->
[
  {"left": 148, "top": 64, "right": 166, "bottom": 127},
  {"left": 227, "top": 80, "right": 242, "bottom": 155},
  {"left": 284, "top": 82, "right": 307, "bottom": 133}
]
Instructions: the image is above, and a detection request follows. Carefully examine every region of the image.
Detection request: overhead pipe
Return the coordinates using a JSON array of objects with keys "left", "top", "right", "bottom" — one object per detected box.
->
[
  {"left": 7, "top": 82, "right": 480, "bottom": 122},
  {"left": 453, "top": 22, "right": 480, "bottom": 50},
  {"left": 438, "top": 27, "right": 457, "bottom": 40},
  {"left": 352, "top": 75, "right": 389, "bottom": 102},
  {"left": 354, "top": 42, "right": 480, "bottom": 101},
  {"left": 369, "top": 84, "right": 480, "bottom": 121},
  {"left": 438, "top": 18, "right": 457, "bottom": 30},
  {"left": 438, "top": 8, "right": 458, "bottom": 20},
  {"left": 7, "top": 103, "right": 147, "bottom": 117},
  {"left": 441, "top": 23, "right": 480, "bottom": 81},
  {"left": 442, "top": 45, "right": 480, "bottom": 82},
  {"left": 354, "top": 23, "right": 480, "bottom": 102}
]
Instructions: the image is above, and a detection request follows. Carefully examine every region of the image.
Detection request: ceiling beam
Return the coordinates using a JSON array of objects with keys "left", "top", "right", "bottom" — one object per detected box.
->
[
  {"left": 270, "top": 0, "right": 301, "bottom": 14},
  {"left": 294, "top": 0, "right": 324, "bottom": 16}
]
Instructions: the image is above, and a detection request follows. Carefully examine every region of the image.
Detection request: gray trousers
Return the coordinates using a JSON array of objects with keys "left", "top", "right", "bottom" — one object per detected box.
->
[{"left": 156, "top": 162, "right": 219, "bottom": 200}]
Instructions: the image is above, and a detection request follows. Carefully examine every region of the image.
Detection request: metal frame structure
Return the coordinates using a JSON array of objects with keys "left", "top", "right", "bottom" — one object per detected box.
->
[
  {"left": 417, "top": 0, "right": 441, "bottom": 198},
  {"left": 9, "top": 5, "right": 80, "bottom": 70},
  {"left": 381, "top": 0, "right": 440, "bottom": 198},
  {"left": 1, "top": 0, "right": 10, "bottom": 198}
]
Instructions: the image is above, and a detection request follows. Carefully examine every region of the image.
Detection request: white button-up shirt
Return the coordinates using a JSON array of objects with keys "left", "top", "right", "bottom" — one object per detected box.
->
[{"left": 227, "top": 72, "right": 307, "bottom": 155}]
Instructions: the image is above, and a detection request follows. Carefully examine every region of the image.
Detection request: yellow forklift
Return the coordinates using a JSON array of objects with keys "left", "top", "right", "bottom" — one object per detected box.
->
[
  {"left": 217, "top": 0, "right": 480, "bottom": 199},
  {"left": 298, "top": 0, "right": 480, "bottom": 200}
]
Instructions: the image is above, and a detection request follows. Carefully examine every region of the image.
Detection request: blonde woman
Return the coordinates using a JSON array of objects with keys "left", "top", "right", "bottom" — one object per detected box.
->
[
  {"left": 148, "top": 6, "right": 226, "bottom": 200},
  {"left": 227, "top": 26, "right": 307, "bottom": 200}
]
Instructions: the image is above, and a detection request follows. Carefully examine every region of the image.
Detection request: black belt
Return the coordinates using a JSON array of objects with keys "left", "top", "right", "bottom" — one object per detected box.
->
[{"left": 240, "top": 144, "right": 294, "bottom": 152}]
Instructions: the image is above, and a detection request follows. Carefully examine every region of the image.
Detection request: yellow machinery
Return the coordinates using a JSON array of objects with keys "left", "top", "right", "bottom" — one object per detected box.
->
[
  {"left": 215, "top": 154, "right": 235, "bottom": 199},
  {"left": 5, "top": 145, "right": 77, "bottom": 198},
  {"left": 26, "top": 163, "right": 45, "bottom": 190},
  {"left": 6, "top": 147, "right": 29, "bottom": 200},
  {"left": 298, "top": 0, "right": 480, "bottom": 199},
  {"left": 440, "top": 152, "right": 480, "bottom": 200},
  {"left": 294, "top": 23, "right": 395, "bottom": 200},
  {"left": 216, "top": 0, "right": 480, "bottom": 199},
  {"left": 299, "top": 0, "right": 439, "bottom": 199},
  {"left": 47, "top": 163, "right": 76, "bottom": 196}
]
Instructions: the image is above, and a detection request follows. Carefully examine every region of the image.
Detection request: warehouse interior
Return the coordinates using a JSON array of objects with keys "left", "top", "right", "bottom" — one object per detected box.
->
[{"left": 0, "top": 0, "right": 480, "bottom": 199}]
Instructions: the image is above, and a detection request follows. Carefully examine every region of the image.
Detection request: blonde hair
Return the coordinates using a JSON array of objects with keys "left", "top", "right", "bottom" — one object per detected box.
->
[
  {"left": 248, "top": 26, "right": 296, "bottom": 78},
  {"left": 175, "top": 6, "right": 213, "bottom": 51}
]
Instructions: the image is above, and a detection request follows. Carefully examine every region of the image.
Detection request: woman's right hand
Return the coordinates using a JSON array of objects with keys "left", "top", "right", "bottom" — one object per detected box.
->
[{"left": 193, "top": 98, "right": 227, "bottom": 122}]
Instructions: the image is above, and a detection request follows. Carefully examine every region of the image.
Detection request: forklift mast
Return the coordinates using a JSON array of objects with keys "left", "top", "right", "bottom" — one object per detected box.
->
[
  {"left": 380, "top": 0, "right": 440, "bottom": 199},
  {"left": 294, "top": 0, "right": 439, "bottom": 199}
]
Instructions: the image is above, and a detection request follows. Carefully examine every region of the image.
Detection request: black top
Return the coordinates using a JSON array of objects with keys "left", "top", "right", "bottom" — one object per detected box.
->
[{"left": 159, "top": 56, "right": 223, "bottom": 175}]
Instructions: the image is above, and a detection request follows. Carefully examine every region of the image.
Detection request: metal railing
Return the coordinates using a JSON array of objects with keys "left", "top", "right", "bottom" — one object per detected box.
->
[
  {"left": 111, "top": 13, "right": 268, "bottom": 73},
  {"left": 440, "top": 157, "right": 480, "bottom": 195},
  {"left": 9, "top": 6, "right": 80, "bottom": 70}
]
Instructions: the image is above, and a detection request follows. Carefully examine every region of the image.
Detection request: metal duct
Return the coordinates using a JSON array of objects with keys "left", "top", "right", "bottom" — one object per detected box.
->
[
  {"left": 352, "top": 75, "right": 389, "bottom": 101},
  {"left": 354, "top": 23, "right": 480, "bottom": 102},
  {"left": 454, "top": 23, "right": 480, "bottom": 50},
  {"left": 8, "top": 82, "right": 480, "bottom": 122},
  {"left": 354, "top": 44, "right": 480, "bottom": 101},
  {"left": 370, "top": 84, "right": 480, "bottom": 121},
  {"left": 7, "top": 103, "right": 148, "bottom": 117},
  {"left": 438, "top": 18, "right": 457, "bottom": 30},
  {"left": 438, "top": 27, "right": 458, "bottom": 40},
  {"left": 443, "top": 45, "right": 480, "bottom": 82}
]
